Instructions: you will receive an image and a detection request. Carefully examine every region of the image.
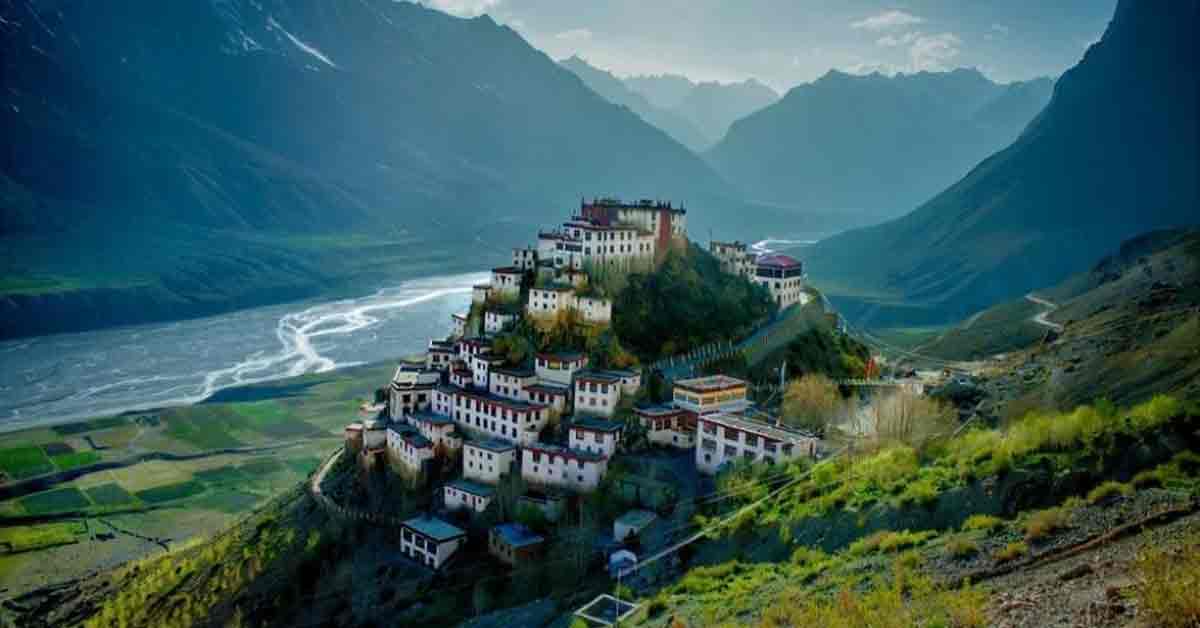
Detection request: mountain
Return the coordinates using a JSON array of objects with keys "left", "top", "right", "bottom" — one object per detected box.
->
[
  {"left": 0, "top": 0, "right": 735, "bottom": 338},
  {"left": 806, "top": 0, "right": 1199, "bottom": 327},
  {"left": 558, "top": 56, "right": 710, "bottom": 152},
  {"left": 623, "top": 73, "right": 780, "bottom": 146},
  {"left": 707, "top": 68, "right": 1053, "bottom": 219},
  {"left": 673, "top": 78, "right": 780, "bottom": 144},
  {"left": 624, "top": 73, "right": 695, "bottom": 109}
]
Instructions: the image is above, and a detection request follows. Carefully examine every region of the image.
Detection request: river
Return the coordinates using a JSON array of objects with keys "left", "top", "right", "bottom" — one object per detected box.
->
[{"left": 0, "top": 272, "right": 487, "bottom": 432}]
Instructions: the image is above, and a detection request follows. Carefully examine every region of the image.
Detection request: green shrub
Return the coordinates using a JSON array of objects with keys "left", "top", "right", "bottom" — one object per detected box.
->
[
  {"left": 849, "top": 530, "right": 936, "bottom": 556},
  {"left": 1133, "top": 468, "right": 1166, "bottom": 489},
  {"left": 1087, "top": 481, "right": 1133, "bottom": 504},
  {"left": 1024, "top": 507, "right": 1070, "bottom": 541},
  {"left": 895, "top": 477, "right": 940, "bottom": 507},
  {"left": 962, "top": 514, "right": 1004, "bottom": 533},
  {"left": 945, "top": 536, "right": 979, "bottom": 559},
  {"left": 1172, "top": 451, "right": 1200, "bottom": 476},
  {"left": 994, "top": 542, "right": 1027, "bottom": 563}
]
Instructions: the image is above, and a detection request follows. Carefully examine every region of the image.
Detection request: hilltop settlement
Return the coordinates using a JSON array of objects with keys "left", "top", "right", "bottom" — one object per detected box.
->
[{"left": 338, "top": 198, "right": 819, "bottom": 572}]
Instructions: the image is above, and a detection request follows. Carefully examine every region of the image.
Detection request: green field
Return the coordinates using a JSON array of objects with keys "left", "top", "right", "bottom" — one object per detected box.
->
[
  {"left": 189, "top": 489, "right": 261, "bottom": 514},
  {"left": 0, "top": 522, "right": 86, "bottom": 553},
  {"left": 0, "top": 446, "right": 55, "bottom": 480},
  {"left": 19, "top": 488, "right": 92, "bottom": 515},
  {"left": 51, "top": 451, "right": 102, "bottom": 471},
  {"left": 165, "top": 415, "right": 245, "bottom": 450},
  {"left": 194, "top": 466, "right": 251, "bottom": 486},
  {"left": 85, "top": 483, "right": 137, "bottom": 507},
  {"left": 135, "top": 481, "right": 206, "bottom": 505},
  {"left": 239, "top": 459, "right": 286, "bottom": 476}
]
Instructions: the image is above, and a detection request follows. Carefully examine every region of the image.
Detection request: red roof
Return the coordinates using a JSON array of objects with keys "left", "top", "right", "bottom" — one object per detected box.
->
[{"left": 756, "top": 254, "right": 803, "bottom": 269}]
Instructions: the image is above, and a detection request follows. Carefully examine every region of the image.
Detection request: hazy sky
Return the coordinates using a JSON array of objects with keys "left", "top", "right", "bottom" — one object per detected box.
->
[{"left": 420, "top": 0, "right": 1117, "bottom": 91}]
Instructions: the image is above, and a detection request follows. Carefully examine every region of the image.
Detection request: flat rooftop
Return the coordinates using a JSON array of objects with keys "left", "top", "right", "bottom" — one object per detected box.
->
[
  {"left": 571, "top": 416, "right": 625, "bottom": 433},
  {"left": 402, "top": 516, "right": 466, "bottom": 541},
  {"left": 447, "top": 478, "right": 494, "bottom": 497},
  {"left": 701, "top": 412, "right": 816, "bottom": 444},
  {"left": 466, "top": 438, "right": 516, "bottom": 453},
  {"left": 493, "top": 523, "right": 545, "bottom": 548},
  {"left": 674, "top": 374, "right": 748, "bottom": 393}
]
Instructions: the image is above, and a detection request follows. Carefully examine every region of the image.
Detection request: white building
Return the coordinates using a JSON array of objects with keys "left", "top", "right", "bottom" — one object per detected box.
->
[
  {"left": 470, "top": 352, "right": 506, "bottom": 389},
  {"left": 443, "top": 479, "right": 495, "bottom": 514},
  {"left": 491, "top": 267, "right": 523, "bottom": 298},
  {"left": 427, "top": 340, "right": 456, "bottom": 371},
  {"left": 576, "top": 295, "right": 612, "bottom": 324},
  {"left": 754, "top": 254, "right": 806, "bottom": 310},
  {"left": 709, "top": 240, "right": 756, "bottom": 279},
  {"left": 535, "top": 352, "right": 588, "bottom": 386},
  {"left": 400, "top": 516, "right": 466, "bottom": 570},
  {"left": 436, "top": 386, "right": 549, "bottom": 446},
  {"left": 524, "top": 382, "right": 570, "bottom": 414},
  {"left": 633, "top": 405, "right": 696, "bottom": 449},
  {"left": 489, "top": 366, "right": 536, "bottom": 401},
  {"left": 387, "top": 427, "right": 435, "bottom": 476},
  {"left": 568, "top": 416, "right": 624, "bottom": 458},
  {"left": 695, "top": 413, "right": 818, "bottom": 475},
  {"left": 526, "top": 286, "right": 612, "bottom": 325},
  {"left": 484, "top": 310, "right": 517, "bottom": 334},
  {"left": 574, "top": 370, "right": 623, "bottom": 418},
  {"left": 451, "top": 312, "right": 468, "bottom": 338},
  {"left": 527, "top": 285, "right": 575, "bottom": 318},
  {"left": 457, "top": 337, "right": 492, "bottom": 362},
  {"left": 608, "top": 369, "right": 641, "bottom": 396},
  {"left": 388, "top": 367, "right": 440, "bottom": 420},
  {"left": 407, "top": 412, "right": 462, "bottom": 453},
  {"left": 521, "top": 443, "right": 609, "bottom": 493},
  {"left": 512, "top": 246, "right": 538, "bottom": 271},
  {"left": 672, "top": 375, "right": 751, "bottom": 416},
  {"left": 471, "top": 284, "right": 491, "bottom": 305},
  {"left": 463, "top": 438, "right": 516, "bottom": 485}
]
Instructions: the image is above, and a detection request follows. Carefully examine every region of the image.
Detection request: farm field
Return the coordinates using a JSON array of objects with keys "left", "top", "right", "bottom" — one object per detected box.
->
[{"left": 0, "top": 361, "right": 391, "bottom": 595}]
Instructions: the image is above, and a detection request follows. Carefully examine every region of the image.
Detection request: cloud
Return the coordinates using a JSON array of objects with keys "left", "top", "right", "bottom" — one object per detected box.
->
[
  {"left": 909, "top": 32, "right": 962, "bottom": 71},
  {"left": 554, "top": 28, "right": 593, "bottom": 42},
  {"left": 425, "top": 0, "right": 501, "bottom": 17},
  {"left": 851, "top": 10, "right": 924, "bottom": 31},
  {"left": 876, "top": 31, "right": 921, "bottom": 47},
  {"left": 843, "top": 61, "right": 902, "bottom": 76}
]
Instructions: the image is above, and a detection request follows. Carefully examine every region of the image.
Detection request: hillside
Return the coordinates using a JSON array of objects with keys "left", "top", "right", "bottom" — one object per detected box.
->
[
  {"left": 0, "top": 0, "right": 736, "bottom": 338},
  {"left": 707, "top": 68, "right": 1053, "bottom": 220},
  {"left": 806, "top": 0, "right": 1199, "bottom": 327},
  {"left": 917, "top": 229, "right": 1200, "bottom": 363},
  {"left": 559, "top": 56, "right": 710, "bottom": 153}
]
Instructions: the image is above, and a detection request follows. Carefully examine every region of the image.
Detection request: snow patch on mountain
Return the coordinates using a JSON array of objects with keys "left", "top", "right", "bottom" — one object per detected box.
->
[{"left": 267, "top": 15, "right": 336, "bottom": 69}]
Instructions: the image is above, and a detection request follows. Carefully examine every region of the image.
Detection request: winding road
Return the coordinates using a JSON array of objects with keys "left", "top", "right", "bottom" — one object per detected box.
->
[{"left": 1025, "top": 293, "right": 1065, "bottom": 333}]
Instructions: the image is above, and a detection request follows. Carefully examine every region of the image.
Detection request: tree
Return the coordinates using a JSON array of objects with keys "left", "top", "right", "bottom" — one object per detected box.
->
[
  {"left": 781, "top": 374, "right": 845, "bottom": 435},
  {"left": 870, "top": 389, "right": 956, "bottom": 448}
]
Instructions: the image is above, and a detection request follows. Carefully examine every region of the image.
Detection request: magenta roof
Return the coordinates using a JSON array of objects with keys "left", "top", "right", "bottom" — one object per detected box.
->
[{"left": 756, "top": 254, "right": 802, "bottom": 269}]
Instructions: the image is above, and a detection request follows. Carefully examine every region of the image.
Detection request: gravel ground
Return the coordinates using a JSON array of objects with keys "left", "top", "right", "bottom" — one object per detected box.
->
[
  {"left": 983, "top": 509, "right": 1200, "bottom": 628},
  {"left": 923, "top": 488, "right": 1195, "bottom": 586}
]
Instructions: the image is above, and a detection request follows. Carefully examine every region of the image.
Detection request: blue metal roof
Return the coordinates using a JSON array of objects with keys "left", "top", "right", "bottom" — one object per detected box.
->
[
  {"left": 447, "top": 479, "right": 495, "bottom": 497},
  {"left": 493, "top": 523, "right": 545, "bottom": 548}
]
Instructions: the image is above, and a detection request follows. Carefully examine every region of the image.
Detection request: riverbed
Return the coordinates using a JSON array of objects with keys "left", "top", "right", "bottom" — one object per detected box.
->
[{"left": 0, "top": 272, "right": 486, "bottom": 432}]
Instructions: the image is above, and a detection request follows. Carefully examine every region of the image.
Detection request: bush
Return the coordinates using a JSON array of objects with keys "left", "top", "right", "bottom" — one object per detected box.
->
[
  {"left": 945, "top": 537, "right": 979, "bottom": 559},
  {"left": 1086, "top": 481, "right": 1133, "bottom": 504},
  {"left": 1134, "top": 534, "right": 1200, "bottom": 627},
  {"left": 1024, "top": 507, "right": 1070, "bottom": 542},
  {"left": 962, "top": 515, "right": 1005, "bottom": 533},
  {"left": 849, "top": 530, "right": 936, "bottom": 556},
  {"left": 895, "top": 477, "right": 940, "bottom": 507},
  {"left": 1132, "top": 468, "right": 1166, "bottom": 489},
  {"left": 994, "top": 542, "right": 1028, "bottom": 563}
]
